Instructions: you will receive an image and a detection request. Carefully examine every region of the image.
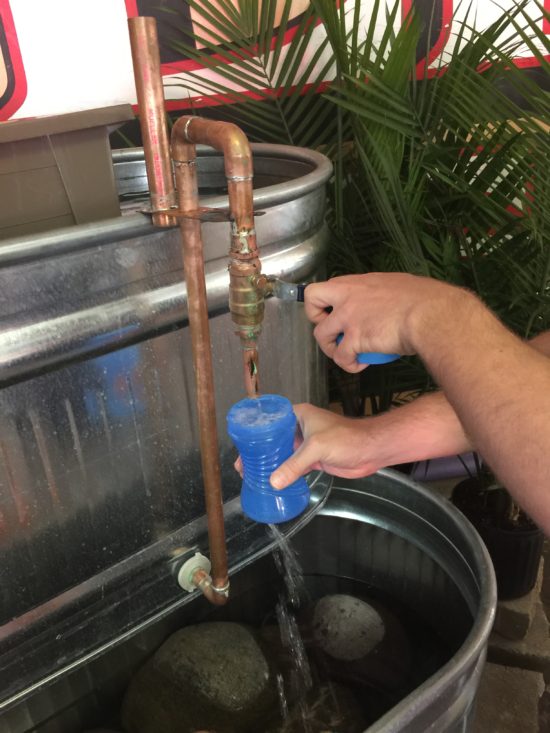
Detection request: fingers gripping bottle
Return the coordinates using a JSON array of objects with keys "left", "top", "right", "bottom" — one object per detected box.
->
[{"left": 227, "top": 394, "right": 310, "bottom": 524}]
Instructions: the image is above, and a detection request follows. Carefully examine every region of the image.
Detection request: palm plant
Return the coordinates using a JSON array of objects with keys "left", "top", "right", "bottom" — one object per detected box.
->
[{"left": 165, "top": 0, "right": 550, "bottom": 410}]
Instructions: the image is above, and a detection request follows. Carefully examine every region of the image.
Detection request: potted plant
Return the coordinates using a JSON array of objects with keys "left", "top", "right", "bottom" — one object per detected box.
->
[{"left": 451, "top": 456, "right": 544, "bottom": 600}]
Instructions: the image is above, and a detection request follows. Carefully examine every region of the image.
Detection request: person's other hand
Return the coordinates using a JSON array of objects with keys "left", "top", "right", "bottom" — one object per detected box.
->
[
  {"left": 269, "top": 404, "right": 379, "bottom": 490},
  {"left": 305, "top": 273, "right": 464, "bottom": 373}
]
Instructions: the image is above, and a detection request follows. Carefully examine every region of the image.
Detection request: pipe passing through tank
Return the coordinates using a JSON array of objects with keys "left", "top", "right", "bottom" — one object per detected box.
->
[{"left": 128, "top": 16, "right": 268, "bottom": 604}]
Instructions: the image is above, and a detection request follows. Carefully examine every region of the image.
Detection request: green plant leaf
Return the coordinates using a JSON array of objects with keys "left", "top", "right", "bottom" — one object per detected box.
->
[{"left": 158, "top": 0, "right": 550, "bottom": 401}]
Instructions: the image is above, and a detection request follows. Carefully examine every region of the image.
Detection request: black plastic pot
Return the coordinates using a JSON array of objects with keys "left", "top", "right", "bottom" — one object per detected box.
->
[{"left": 452, "top": 480, "right": 544, "bottom": 601}]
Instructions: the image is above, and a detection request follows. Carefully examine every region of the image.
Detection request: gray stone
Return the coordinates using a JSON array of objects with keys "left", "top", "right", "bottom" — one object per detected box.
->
[
  {"left": 493, "top": 560, "right": 544, "bottom": 641},
  {"left": 122, "top": 622, "right": 276, "bottom": 733},
  {"left": 473, "top": 663, "right": 544, "bottom": 733},
  {"left": 489, "top": 601, "right": 550, "bottom": 676},
  {"left": 311, "top": 594, "right": 386, "bottom": 661},
  {"left": 301, "top": 594, "right": 411, "bottom": 692}
]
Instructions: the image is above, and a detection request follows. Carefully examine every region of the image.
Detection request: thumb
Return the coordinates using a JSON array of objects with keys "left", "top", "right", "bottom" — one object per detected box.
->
[{"left": 270, "top": 440, "right": 320, "bottom": 490}]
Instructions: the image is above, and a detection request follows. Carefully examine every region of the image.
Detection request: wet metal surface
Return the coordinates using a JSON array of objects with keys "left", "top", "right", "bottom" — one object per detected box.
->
[
  {"left": 0, "top": 472, "right": 496, "bottom": 732},
  {"left": 0, "top": 145, "right": 331, "bottom": 709}
]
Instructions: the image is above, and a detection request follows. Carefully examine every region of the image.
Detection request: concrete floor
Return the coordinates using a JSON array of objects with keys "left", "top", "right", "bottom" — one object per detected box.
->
[{"left": 474, "top": 664, "right": 545, "bottom": 733}]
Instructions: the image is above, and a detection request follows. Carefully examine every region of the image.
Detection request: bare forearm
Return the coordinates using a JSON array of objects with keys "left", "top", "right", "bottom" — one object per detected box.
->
[
  {"left": 373, "top": 329, "right": 550, "bottom": 468},
  {"left": 528, "top": 329, "right": 550, "bottom": 356},
  {"left": 363, "top": 391, "right": 473, "bottom": 470},
  {"left": 289, "top": 273, "right": 550, "bottom": 528},
  {"left": 411, "top": 292, "right": 550, "bottom": 533}
]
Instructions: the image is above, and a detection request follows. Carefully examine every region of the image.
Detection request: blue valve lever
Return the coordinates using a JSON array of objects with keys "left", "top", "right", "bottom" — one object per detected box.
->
[
  {"left": 334, "top": 334, "right": 399, "bottom": 365},
  {"left": 267, "top": 278, "right": 400, "bottom": 365}
]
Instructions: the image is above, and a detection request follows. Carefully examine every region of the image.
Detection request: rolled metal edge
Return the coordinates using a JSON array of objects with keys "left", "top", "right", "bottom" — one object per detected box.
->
[
  {"left": 0, "top": 145, "right": 333, "bottom": 268},
  {"left": 0, "top": 230, "right": 328, "bottom": 386}
]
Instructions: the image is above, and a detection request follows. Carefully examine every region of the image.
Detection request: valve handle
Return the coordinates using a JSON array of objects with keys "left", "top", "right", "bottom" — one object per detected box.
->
[
  {"left": 284, "top": 283, "right": 399, "bottom": 365},
  {"left": 335, "top": 334, "right": 400, "bottom": 365}
]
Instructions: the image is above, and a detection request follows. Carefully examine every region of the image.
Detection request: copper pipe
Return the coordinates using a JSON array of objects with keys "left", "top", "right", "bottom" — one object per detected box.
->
[
  {"left": 128, "top": 17, "right": 176, "bottom": 226},
  {"left": 169, "top": 117, "right": 266, "bottom": 597},
  {"left": 242, "top": 348, "right": 260, "bottom": 399},
  {"left": 172, "top": 116, "right": 264, "bottom": 398},
  {"left": 128, "top": 18, "right": 228, "bottom": 603},
  {"left": 172, "top": 138, "right": 229, "bottom": 602},
  {"left": 192, "top": 568, "right": 229, "bottom": 606},
  {"left": 127, "top": 19, "right": 267, "bottom": 606}
]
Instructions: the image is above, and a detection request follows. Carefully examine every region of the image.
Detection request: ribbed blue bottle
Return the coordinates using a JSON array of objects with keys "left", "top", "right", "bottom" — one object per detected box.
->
[{"left": 226, "top": 394, "right": 310, "bottom": 524}]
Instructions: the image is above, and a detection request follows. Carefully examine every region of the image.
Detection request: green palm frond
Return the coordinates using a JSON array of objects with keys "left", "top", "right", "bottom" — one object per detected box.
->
[
  {"left": 166, "top": 0, "right": 338, "bottom": 147},
  {"left": 165, "top": 0, "right": 550, "bottom": 399},
  {"left": 310, "top": 1, "right": 550, "bottom": 317}
]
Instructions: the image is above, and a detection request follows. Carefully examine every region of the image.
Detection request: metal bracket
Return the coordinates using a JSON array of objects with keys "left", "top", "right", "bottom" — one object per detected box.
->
[{"left": 141, "top": 206, "right": 265, "bottom": 223}]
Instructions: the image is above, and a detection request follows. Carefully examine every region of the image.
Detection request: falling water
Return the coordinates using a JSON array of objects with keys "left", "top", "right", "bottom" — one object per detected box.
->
[
  {"left": 269, "top": 523, "right": 306, "bottom": 607},
  {"left": 268, "top": 523, "right": 314, "bottom": 731},
  {"left": 276, "top": 671, "right": 289, "bottom": 722},
  {"left": 275, "top": 596, "right": 313, "bottom": 692},
  {"left": 275, "top": 596, "right": 314, "bottom": 733}
]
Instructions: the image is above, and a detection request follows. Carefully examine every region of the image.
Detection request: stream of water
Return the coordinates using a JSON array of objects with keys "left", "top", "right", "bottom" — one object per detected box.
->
[
  {"left": 269, "top": 524, "right": 313, "bottom": 731},
  {"left": 264, "top": 524, "right": 454, "bottom": 733},
  {"left": 267, "top": 523, "right": 366, "bottom": 732},
  {"left": 269, "top": 524, "right": 307, "bottom": 607},
  {"left": 95, "top": 524, "right": 456, "bottom": 732}
]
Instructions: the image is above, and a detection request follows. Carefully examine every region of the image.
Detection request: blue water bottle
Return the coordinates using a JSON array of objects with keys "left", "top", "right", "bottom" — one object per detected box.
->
[{"left": 227, "top": 394, "right": 310, "bottom": 524}]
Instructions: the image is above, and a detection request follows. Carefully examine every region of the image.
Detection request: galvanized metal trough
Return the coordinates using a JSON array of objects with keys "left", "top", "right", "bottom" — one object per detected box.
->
[{"left": 0, "top": 147, "right": 495, "bottom": 732}]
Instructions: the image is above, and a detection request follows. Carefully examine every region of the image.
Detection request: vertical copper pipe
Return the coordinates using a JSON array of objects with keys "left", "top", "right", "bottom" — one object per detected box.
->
[
  {"left": 127, "top": 17, "right": 228, "bottom": 604},
  {"left": 128, "top": 17, "right": 176, "bottom": 226},
  {"left": 173, "top": 138, "right": 229, "bottom": 603},
  {"left": 172, "top": 116, "right": 264, "bottom": 398},
  {"left": 128, "top": 18, "right": 266, "bottom": 606}
]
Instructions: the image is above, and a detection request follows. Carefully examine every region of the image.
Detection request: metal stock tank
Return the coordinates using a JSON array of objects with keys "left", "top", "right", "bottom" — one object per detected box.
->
[
  {"left": 0, "top": 142, "right": 331, "bottom": 709},
  {"left": 0, "top": 146, "right": 496, "bottom": 732}
]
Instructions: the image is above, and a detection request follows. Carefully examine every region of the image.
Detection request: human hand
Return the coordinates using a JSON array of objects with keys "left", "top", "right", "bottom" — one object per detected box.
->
[
  {"left": 305, "top": 273, "right": 465, "bottom": 373},
  {"left": 267, "top": 403, "right": 379, "bottom": 490}
]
